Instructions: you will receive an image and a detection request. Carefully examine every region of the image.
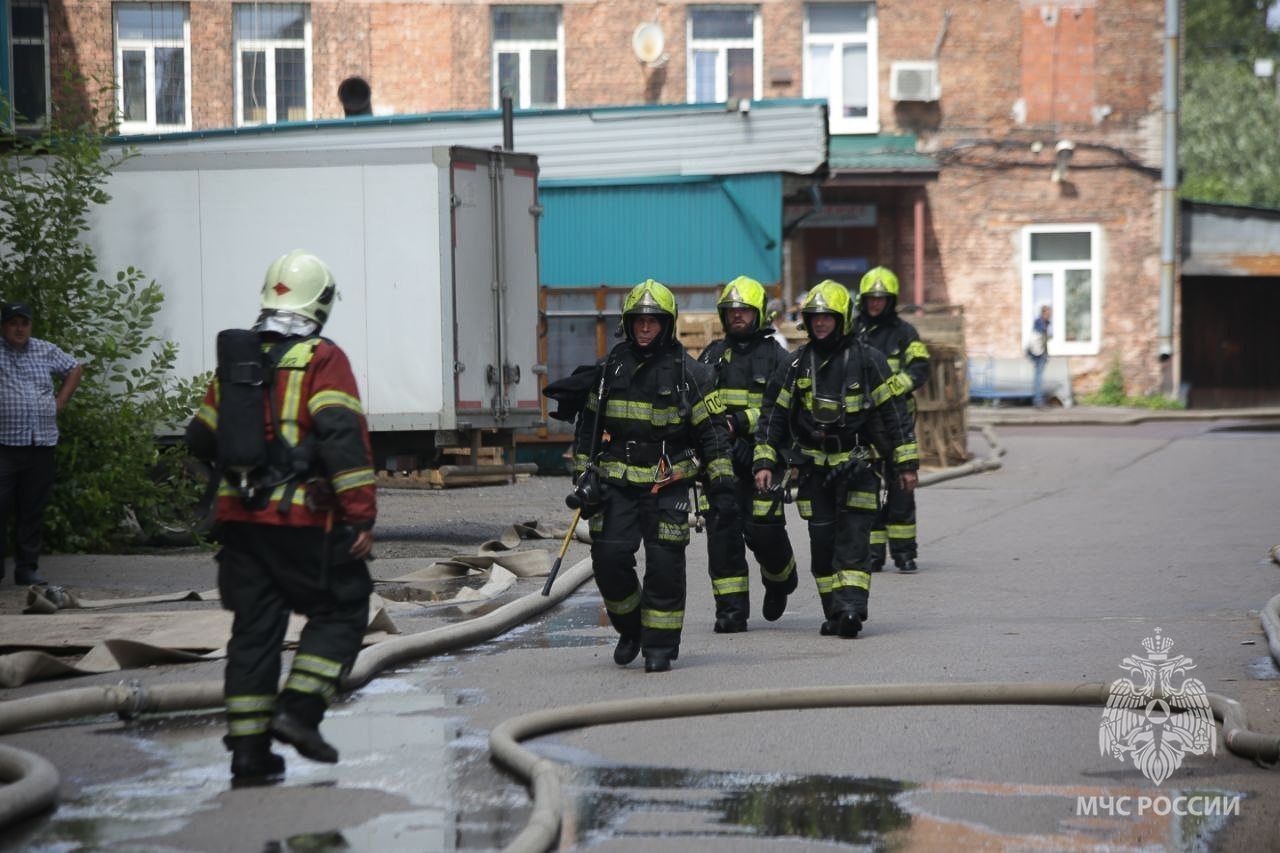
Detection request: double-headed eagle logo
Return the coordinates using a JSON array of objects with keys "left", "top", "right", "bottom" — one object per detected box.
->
[{"left": 1099, "top": 628, "right": 1217, "bottom": 785}]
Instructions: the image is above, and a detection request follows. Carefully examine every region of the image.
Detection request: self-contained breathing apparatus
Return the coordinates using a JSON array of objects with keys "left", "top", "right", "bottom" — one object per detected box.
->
[{"left": 215, "top": 329, "right": 318, "bottom": 512}]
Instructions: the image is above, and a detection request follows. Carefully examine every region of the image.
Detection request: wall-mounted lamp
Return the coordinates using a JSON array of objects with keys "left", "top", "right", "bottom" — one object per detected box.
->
[{"left": 1051, "top": 139, "right": 1075, "bottom": 183}]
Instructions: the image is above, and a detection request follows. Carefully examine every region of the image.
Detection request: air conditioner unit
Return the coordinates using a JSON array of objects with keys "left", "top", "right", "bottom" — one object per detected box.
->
[{"left": 890, "top": 61, "right": 941, "bottom": 102}]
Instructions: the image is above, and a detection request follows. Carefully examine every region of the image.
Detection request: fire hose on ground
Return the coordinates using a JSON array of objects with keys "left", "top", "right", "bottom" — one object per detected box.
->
[{"left": 2, "top": 423, "right": 1277, "bottom": 850}]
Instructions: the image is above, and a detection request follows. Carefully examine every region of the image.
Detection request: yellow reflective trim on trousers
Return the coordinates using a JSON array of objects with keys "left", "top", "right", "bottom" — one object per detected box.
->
[
  {"left": 196, "top": 401, "right": 218, "bottom": 430},
  {"left": 333, "top": 467, "right": 376, "bottom": 493},
  {"left": 658, "top": 521, "right": 689, "bottom": 543},
  {"left": 870, "top": 530, "right": 888, "bottom": 545},
  {"left": 589, "top": 514, "right": 604, "bottom": 534},
  {"left": 761, "top": 556, "right": 795, "bottom": 583},
  {"left": 228, "top": 717, "right": 271, "bottom": 736},
  {"left": 814, "top": 574, "right": 836, "bottom": 594},
  {"left": 845, "top": 490, "right": 878, "bottom": 510},
  {"left": 888, "top": 523, "right": 917, "bottom": 540},
  {"left": 833, "top": 569, "right": 871, "bottom": 591},
  {"left": 292, "top": 653, "right": 344, "bottom": 679},
  {"left": 226, "top": 694, "right": 276, "bottom": 714},
  {"left": 641, "top": 609, "right": 684, "bottom": 630},
  {"left": 309, "top": 389, "right": 364, "bottom": 416},
  {"left": 279, "top": 369, "right": 305, "bottom": 446},
  {"left": 604, "top": 588, "right": 641, "bottom": 615},
  {"left": 284, "top": 672, "right": 337, "bottom": 701},
  {"left": 906, "top": 340, "right": 930, "bottom": 361},
  {"left": 797, "top": 499, "right": 813, "bottom": 518},
  {"left": 752, "top": 498, "right": 783, "bottom": 519},
  {"left": 216, "top": 481, "right": 310, "bottom": 506},
  {"left": 713, "top": 577, "right": 750, "bottom": 595},
  {"left": 894, "top": 443, "right": 919, "bottom": 465}
]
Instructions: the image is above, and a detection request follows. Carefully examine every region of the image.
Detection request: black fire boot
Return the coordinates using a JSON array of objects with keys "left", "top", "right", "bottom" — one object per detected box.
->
[
  {"left": 837, "top": 611, "right": 863, "bottom": 639},
  {"left": 271, "top": 692, "right": 339, "bottom": 764},
  {"left": 225, "top": 734, "right": 285, "bottom": 787},
  {"left": 714, "top": 616, "right": 748, "bottom": 633},
  {"left": 896, "top": 558, "right": 918, "bottom": 573},
  {"left": 613, "top": 634, "right": 641, "bottom": 666},
  {"left": 643, "top": 648, "right": 675, "bottom": 673},
  {"left": 761, "top": 590, "right": 788, "bottom": 621}
]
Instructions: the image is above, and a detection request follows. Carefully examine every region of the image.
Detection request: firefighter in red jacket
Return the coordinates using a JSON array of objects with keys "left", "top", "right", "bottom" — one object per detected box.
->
[{"left": 186, "top": 250, "right": 377, "bottom": 786}]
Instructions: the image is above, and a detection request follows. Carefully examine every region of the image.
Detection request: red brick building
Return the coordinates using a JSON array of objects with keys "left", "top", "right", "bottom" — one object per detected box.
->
[{"left": 5, "top": 0, "right": 1173, "bottom": 395}]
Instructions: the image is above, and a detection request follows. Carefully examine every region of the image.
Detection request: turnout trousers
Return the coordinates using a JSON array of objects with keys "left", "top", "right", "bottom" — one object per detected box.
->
[
  {"left": 590, "top": 482, "right": 691, "bottom": 654},
  {"left": 216, "top": 522, "right": 372, "bottom": 739},
  {"left": 870, "top": 460, "right": 918, "bottom": 565},
  {"left": 704, "top": 471, "right": 797, "bottom": 624},
  {"left": 795, "top": 465, "right": 878, "bottom": 621}
]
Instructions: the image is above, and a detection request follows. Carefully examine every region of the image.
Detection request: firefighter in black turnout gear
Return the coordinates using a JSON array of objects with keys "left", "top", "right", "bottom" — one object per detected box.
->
[
  {"left": 753, "top": 281, "right": 919, "bottom": 638},
  {"left": 854, "top": 266, "right": 930, "bottom": 573},
  {"left": 571, "top": 280, "right": 734, "bottom": 672},
  {"left": 696, "top": 276, "right": 797, "bottom": 632},
  {"left": 186, "top": 250, "right": 378, "bottom": 786}
]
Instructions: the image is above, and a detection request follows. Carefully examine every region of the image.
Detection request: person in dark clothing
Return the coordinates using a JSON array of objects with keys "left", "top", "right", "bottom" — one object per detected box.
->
[
  {"left": 753, "top": 281, "right": 919, "bottom": 638},
  {"left": 570, "top": 279, "right": 735, "bottom": 672},
  {"left": 853, "top": 266, "right": 930, "bottom": 573},
  {"left": 696, "top": 275, "right": 797, "bottom": 632},
  {"left": 186, "top": 250, "right": 377, "bottom": 786}
]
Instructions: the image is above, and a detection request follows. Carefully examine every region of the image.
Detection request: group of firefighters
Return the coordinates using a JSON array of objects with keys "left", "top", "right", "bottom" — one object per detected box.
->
[
  {"left": 185, "top": 249, "right": 930, "bottom": 785},
  {"left": 558, "top": 269, "right": 930, "bottom": 674}
]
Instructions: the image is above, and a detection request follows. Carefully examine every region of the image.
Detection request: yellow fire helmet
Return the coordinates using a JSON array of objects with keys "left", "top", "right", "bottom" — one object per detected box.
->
[
  {"left": 716, "top": 275, "right": 768, "bottom": 334},
  {"left": 857, "top": 265, "right": 900, "bottom": 309},
  {"left": 800, "top": 280, "right": 854, "bottom": 336},
  {"left": 260, "top": 250, "right": 338, "bottom": 327},
  {"left": 621, "top": 278, "right": 679, "bottom": 345}
]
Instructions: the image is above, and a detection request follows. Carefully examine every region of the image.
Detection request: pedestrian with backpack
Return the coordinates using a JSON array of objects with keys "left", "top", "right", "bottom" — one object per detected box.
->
[{"left": 185, "top": 250, "right": 377, "bottom": 786}]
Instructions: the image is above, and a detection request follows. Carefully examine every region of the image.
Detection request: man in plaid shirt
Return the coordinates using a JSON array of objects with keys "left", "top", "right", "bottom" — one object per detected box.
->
[{"left": 0, "top": 302, "right": 82, "bottom": 586}]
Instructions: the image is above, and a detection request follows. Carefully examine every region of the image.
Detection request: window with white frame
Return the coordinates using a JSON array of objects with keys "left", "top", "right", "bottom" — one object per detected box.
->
[
  {"left": 803, "top": 3, "right": 877, "bottom": 134},
  {"left": 492, "top": 6, "right": 562, "bottom": 109},
  {"left": 687, "top": 6, "right": 761, "bottom": 103},
  {"left": 8, "top": 0, "right": 50, "bottom": 128},
  {"left": 1022, "top": 225, "right": 1103, "bottom": 356},
  {"left": 115, "top": 3, "right": 190, "bottom": 132},
  {"left": 234, "top": 4, "right": 311, "bottom": 126}
]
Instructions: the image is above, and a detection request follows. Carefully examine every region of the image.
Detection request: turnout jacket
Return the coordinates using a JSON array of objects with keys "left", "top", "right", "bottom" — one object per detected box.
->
[
  {"left": 854, "top": 312, "right": 930, "bottom": 407},
  {"left": 186, "top": 335, "right": 377, "bottom": 529},
  {"left": 573, "top": 341, "right": 735, "bottom": 490},
  {"left": 697, "top": 328, "right": 791, "bottom": 468},
  {"left": 752, "top": 335, "right": 919, "bottom": 473}
]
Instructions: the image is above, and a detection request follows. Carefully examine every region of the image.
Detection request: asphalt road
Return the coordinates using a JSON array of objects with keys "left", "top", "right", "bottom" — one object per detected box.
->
[{"left": 2, "top": 418, "right": 1279, "bottom": 850}]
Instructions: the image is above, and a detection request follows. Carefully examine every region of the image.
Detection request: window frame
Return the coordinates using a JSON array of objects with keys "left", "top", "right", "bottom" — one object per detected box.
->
[
  {"left": 686, "top": 5, "right": 763, "bottom": 104},
  {"left": 8, "top": 0, "right": 51, "bottom": 129},
  {"left": 113, "top": 3, "right": 193, "bottom": 133},
  {"left": 232, "top": 4, "right": 313, "bottom": 127},
  {"left": 490, "top": 5, "right": 565, "bottom": 110},
  {"left": 802, "top": 2, "right": 878, "bottom": 135},
  {"left": 1020, "top": 223, "right": 1104, "bottom": 357}
]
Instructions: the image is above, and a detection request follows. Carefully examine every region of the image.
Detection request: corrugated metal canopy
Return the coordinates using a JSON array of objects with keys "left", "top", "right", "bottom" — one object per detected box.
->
[
  {"left": 1182, "top": 199, "right": 1280, "bottom": 277},
  {"left": 112, "top": 99, "right": 829, "bottom": 182},
  {"left": 540, "top": 173, "right": 782, "bottom": 286}
]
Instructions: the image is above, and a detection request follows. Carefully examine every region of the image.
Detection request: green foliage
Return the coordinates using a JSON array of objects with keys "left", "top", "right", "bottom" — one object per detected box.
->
[
  {"left": 0, "top": 88, "right": 207, "bottom": 551},
  {"left": 1182, "top": 61, "right": 1280, "bottom": 207},
  {"left": 1182, "top": 2, "right": 1280, "bottom": 207},
  {"left": 1078, "top": 361, "right": 1185, "bottom": 410}
]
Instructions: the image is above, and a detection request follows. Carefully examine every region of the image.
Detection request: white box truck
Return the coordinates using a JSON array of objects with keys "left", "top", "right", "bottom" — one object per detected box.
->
[{"left": 87, "top": 143, "right": 543, "bottom": 465}]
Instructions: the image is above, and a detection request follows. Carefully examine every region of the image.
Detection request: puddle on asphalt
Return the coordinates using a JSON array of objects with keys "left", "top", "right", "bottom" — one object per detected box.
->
[{"left": 11, "top": 589, "right": 1246, "bottom": 851}]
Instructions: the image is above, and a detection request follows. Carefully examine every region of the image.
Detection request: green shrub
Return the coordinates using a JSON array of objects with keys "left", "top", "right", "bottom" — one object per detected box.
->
[
  {"left": 0, "top": 88, "right": 206, "bottom": 551},
  {"left": 1078, "top": 361, "right": 1184, "bottom": 410}
]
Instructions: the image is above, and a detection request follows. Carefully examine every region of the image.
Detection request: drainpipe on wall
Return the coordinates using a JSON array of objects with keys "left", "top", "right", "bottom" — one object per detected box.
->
[{"left": 1157, "top": 0, "right": 1180, "bottom": 392}]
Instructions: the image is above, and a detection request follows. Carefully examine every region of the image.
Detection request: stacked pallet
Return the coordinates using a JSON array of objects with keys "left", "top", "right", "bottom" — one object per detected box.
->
[{"left": 377, "top": 445, "right": 536, "bottom": 489}]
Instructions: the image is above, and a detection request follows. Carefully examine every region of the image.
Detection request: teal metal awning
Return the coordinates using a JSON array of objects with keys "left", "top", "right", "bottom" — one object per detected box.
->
[
  {"left": 540, "top": 173, "right": 783, "bottom": 287},
  {"left": 828, "top": 134, "right": 938, "bottom": 174}
]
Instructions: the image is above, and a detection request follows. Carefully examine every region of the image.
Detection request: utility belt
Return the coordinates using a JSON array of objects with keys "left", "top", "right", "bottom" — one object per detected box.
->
[
  {"left": 797, "top": 428, "right": 864, "bottom": 455},
  {"left": 602, "top": 439, "right": 695, "bottom": 467}
]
